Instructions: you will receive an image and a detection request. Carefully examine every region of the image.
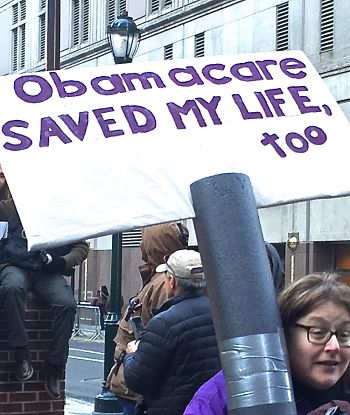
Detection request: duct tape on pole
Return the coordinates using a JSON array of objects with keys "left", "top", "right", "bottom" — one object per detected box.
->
[{"left": 190, "top": 172, "right": 296, "bottom": 415}]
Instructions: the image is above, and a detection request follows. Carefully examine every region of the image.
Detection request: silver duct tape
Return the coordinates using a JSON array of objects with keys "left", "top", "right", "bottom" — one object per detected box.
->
[{"left": 219, "top": 331, "right": 293, "bottom": 410}]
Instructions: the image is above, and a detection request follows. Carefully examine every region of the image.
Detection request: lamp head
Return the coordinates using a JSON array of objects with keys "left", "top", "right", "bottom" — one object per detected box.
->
[
  {"left": 287, "top": 235, "right": 299, "bottom": 251},
  {"left": 107, "top": 11, "right": 141, "bottom": 64}
]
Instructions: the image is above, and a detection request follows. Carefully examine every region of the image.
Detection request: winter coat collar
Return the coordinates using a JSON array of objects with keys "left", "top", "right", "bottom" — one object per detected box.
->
[{"left": 156, "top": 289, "right": 205, "bottom": 314}]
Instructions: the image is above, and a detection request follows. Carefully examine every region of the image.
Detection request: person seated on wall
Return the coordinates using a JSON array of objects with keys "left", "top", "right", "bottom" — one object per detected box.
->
[{"left": 0, "top": 165, "right": 89, "bottom": 400}]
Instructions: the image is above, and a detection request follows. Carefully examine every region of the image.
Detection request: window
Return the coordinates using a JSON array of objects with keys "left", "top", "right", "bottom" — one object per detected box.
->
[
  {"left": 194, "top": 32, "right": 205, "bottom": 57},
  {"left": 151, "top": 0, "right": 159, "bottom": 12},
  {"left": 72, "top": 0, "right": 89, "bottom": 46},
  {"left": 122, "top": 229, "right": 142, "bottom": 248},
  {"left": 164, "top": 43, "right": 173, "bottom": 60},
  {"left": 12, "top": 0, "right": 26, "bottom": 71},
  {"left": 38, "top": 0, "right": 46, "bottom": 61},
  {"left": 320, "top": 0, "right": 334, "bottom": 52},
  {"left": 106, "top": 0, "right": 116, "bottom": 24},
  {"left": 149, "top": 0, "right": 171, "bottom": 13},
  {"left": 276, "top": 2, "right": 289, "bottom": 51},
  {"left": 119, "top": 0, "right": 126, "bottom": 13},
  {"left": 106, "top": 0, "right": 127, "bottom": 25}
]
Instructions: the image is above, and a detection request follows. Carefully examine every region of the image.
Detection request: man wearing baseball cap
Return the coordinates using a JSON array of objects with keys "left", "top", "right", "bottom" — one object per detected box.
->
[
  {"left": 106, "top": 221, "right": 189, "bottom": 415},
  {"left": 123, "top": 249, "right": 220, "bottom": 415}
]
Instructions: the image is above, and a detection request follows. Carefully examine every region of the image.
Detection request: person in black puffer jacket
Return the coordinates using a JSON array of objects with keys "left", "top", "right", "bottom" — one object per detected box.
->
[{"left": 123, "top": 249, "right": 220, "bottom": 415}]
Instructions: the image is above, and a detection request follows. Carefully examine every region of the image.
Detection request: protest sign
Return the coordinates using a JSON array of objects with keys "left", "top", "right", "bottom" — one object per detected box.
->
[{"left": 0, "top": 50, "right": 349, "bottom": 249}]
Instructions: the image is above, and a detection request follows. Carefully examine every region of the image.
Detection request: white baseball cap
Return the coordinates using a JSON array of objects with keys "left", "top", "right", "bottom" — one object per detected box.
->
[{"left": 158, "top": 249, "right": 204, "bottom": 279}]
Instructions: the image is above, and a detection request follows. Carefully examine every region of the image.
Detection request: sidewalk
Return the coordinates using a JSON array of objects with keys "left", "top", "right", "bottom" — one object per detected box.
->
[{"left": 65, "top": 397, "right": 94, "bottom": 415}]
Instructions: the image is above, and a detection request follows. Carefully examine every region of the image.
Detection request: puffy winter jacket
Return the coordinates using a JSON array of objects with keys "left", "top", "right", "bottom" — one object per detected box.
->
[
  {"left": 123, "top": 289, "right": 220, "bottom": 415},
  {"left": 106, "top": 221, "right": 188, "bottom": 400}
]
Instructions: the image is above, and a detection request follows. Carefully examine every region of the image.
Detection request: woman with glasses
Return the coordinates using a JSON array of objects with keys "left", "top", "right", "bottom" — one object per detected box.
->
[
  {"left": 184, "top": 272, "right": 350, "bottom": 415},
  {"left": 279, "top": 272, "right": 350, "bottom": 414}
]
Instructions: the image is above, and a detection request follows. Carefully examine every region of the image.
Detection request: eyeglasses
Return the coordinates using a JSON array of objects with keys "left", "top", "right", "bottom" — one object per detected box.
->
[{"left": 294, "top": 323, "right": 350, "bottom": 347}]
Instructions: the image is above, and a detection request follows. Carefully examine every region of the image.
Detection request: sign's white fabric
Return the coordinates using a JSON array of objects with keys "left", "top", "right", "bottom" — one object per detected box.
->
[{"left": 0, "top": 50, "right": 349, "bottom": 249}]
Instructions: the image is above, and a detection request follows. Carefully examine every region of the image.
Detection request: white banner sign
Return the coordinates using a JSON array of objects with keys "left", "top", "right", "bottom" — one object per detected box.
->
[{"left": 0, "top": 50, "right": 350, "bottom": 249}]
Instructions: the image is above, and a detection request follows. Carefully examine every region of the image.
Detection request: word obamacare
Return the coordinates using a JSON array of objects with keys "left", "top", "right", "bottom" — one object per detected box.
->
[
  {"left": 1, "top": 57, "right": 309, "bottom": 151},
  {"left": 13, "top": 57, "right": 307, "bottom": 104}
]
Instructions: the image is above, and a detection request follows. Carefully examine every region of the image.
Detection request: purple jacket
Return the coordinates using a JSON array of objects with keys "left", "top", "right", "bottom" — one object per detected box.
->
[
  {"left": 183, "top": 371, "right": 227, "bottom": 415},
  {"left": 183, "top": 370, "right": 327, "bottom": 415}
]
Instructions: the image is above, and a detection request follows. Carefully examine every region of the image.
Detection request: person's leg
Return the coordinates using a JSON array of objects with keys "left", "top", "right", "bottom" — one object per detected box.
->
[
  {"left": 0, "top": 266, "right": 33, "bottom": 380},
  {"left": 34, "top": 272, "right": 76, "bottom": 398},
  {"left": 34, "top": 272, "right": 76, "bottom": 366},
  {"left": 99, "top": 306, "right": 105, "bottom": 330}
]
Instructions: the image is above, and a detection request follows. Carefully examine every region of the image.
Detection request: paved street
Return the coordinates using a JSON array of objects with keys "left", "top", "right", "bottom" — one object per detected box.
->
[
  {"left": 65, "top": 397, "right": 94, "bottom": 415},
  {"left": 65, "top": 337, "right": 105, "bottom": 413}
]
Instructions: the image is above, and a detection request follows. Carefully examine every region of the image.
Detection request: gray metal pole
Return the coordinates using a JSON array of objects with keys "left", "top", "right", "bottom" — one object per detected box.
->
[{"left": 190, "top": 173, "right": 296, "bottom": 415}]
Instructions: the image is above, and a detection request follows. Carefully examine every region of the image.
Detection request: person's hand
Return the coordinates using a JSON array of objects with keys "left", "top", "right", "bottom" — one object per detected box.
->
[
  {"left": 332, "top": 400, "right": 350, "bottom": 413},
  {"left": 306, "top": 403, "right": 334, "bottom": 415},
  {"left": 126, "top": 340, "right": 139, "bottom": 353},
  {"left": 43, "top": 254, "right": 66, "bottom": 274},
  {"left": 307, "top": 400, "right": 350, "bottom": 415}
]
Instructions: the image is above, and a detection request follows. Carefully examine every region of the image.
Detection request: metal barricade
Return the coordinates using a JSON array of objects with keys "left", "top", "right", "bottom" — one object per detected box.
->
[{"left": 72, "top": 304, "right": 104, "bottom": 341}]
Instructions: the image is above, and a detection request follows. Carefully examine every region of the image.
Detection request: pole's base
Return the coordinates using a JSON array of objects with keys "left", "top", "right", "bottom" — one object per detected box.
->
[{"left": 92, "top": 389, "right": 123, "bottom": 414}]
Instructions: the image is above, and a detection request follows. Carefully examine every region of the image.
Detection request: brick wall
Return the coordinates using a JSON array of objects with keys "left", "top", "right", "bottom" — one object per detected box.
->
[{"left": 0, "top": 294, "right": 65, "bottom": 415}]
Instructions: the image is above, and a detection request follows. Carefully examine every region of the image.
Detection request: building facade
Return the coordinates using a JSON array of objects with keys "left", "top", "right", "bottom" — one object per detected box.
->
[{"left": 0, "top": 0, "right": 350, "bottom": 298}]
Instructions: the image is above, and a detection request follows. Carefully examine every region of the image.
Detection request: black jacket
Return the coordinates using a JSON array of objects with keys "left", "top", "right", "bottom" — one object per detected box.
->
[
  {"left": 293, "top": 377, "right": 350, "bottom": 413},
  {"left": 0, "top": 198, "right": 89, "bottom": 275},
  {"left": 124, "top": 289, "right": 220, "bottom": 415}
]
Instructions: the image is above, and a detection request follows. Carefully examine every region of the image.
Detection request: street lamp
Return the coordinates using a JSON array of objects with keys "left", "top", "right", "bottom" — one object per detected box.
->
[
  {"left": 287, "top": 232, "right": 299, "bottom": 283},
  {"left": 46, "top": 0, "right": 61, "bottom": 71},
  {"left": 107, "top": 11, "right": 141, "bottom": 64},
  {"left": 93, "top": 11, "right": 141, "bottom": 415}
]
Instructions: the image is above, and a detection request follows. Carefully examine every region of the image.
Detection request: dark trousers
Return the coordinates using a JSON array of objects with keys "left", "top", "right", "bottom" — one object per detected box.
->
[{"left": 0, "top": 265, "right": 76, "bottom": 367}]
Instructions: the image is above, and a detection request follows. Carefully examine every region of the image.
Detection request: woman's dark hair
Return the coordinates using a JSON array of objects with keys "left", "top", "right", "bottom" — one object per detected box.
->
[{"left": 278, "top": 272, "right": 350, "bottom": 329}]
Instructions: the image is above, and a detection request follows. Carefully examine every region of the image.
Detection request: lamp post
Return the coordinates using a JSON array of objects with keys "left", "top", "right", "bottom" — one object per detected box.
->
[
  {"left": 93, "top": 12, "right": 141, "bottom": 415},
  {"left": 46, "top": 0, "right": 61, "bottom": 71},
  {"left": 287, "top": 232, "right": 299, "bottom": 283}
]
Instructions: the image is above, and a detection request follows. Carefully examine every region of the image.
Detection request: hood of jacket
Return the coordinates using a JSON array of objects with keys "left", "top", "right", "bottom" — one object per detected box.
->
[{"left": 139, "top": 221, "right": 188, "bottom": 285}]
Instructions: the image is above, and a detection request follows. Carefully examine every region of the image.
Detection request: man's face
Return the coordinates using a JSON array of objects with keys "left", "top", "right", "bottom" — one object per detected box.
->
[{"left": 164, "top": 274, "right": 176, "bottom": 298}]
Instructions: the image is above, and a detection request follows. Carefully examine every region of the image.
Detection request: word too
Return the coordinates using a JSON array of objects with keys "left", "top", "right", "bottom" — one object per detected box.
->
[{"left": 261, "top": 126, "right": 327, "bottom": 157}]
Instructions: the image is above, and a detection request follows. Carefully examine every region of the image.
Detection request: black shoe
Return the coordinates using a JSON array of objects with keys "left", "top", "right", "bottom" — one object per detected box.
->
[
  {"left": 15, "top": 359, "right": 34, "bottom": 381},
  {"left": 45, "top": 374, "right": 61, "bottom": 399},
  {"left": 14, "top": 346, "right": 34, "bottom": 382},
  {"left": 45, "top": 363, "right": 63, "bottom": 399}
]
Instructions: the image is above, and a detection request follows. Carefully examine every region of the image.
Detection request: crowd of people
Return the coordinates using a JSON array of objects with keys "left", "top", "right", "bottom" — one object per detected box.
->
[
  {"left": 107, "top": 222, "right": 350, "bottom": 415},
  {"left": 106, "top": 221, "right": 191, "bottom": 414},
  {"left": 1, "top": 163, "right": 350, "bottom": 414}
]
